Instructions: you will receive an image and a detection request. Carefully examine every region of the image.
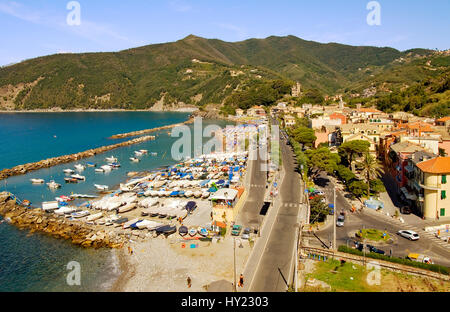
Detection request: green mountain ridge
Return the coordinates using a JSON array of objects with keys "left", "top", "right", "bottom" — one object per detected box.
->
[{"left": 0, "top": 35, "right": 447, "bottom": 113}]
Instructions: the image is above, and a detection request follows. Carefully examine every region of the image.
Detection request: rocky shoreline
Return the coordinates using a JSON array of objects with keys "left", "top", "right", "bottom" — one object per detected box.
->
[
  {"left": 0, "top": 135, "right": 155, "bottom": 181},
  {"left": 0, "top": 192, "right": 126, "bottom": 248},
  {"left": 109, "top": 119, "right": 194, "bottom": 139}
]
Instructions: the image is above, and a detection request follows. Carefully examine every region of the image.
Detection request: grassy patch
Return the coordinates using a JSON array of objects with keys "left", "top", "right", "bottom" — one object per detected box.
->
[{"left": 357, "top": 229, "right": 390, "bottom": 241}]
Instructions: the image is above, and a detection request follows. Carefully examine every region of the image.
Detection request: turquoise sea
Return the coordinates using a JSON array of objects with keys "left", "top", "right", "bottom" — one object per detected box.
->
[{"left": 0, "top": 112, "right": 232, "bottom": 292}]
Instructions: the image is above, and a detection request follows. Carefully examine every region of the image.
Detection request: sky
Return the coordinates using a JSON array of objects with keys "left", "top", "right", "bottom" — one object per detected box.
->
[{"left": 0, "top": 0, "right": 449, "bottom": 66}]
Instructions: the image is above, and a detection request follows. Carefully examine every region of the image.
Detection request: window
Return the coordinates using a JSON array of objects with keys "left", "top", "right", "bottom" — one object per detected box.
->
[
  {"left": 441, "top": 190, "right": 447, "bottom": 200},
  {"left": 440, "top": 208, "right": 446, "bottom": 217},
  {"left": 443, "top": 175, "right": 447, "bottom": 184}
]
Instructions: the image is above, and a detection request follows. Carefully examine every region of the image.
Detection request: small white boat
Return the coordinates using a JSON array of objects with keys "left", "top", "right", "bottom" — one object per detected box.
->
[
  {"left": 118, "top": 203, "right": 137, "bottom": 213},
  {"left": 134, "top": 151, "right": 144, "bottom": 156},
  {"left": 87, "top": 212, "right": 103, "bottom": 222},
  {"left": 130, "top": 157, "right": 140, "bottom": 162},
  {"left": 106, "top": 156, "right": 118, "bottom": 163},
  {"left": 151, "top": 152, "right": 157, "bottom": 156},
  {"left": 42, "top": 201, "right": 59, "bottom": 211},
  {"left": 188, "top": 228, "right": 197, "bottom": 237},
  {"left": 71, "top": 174, "right": 86, "bottom": 181},
  {"left": 185, "top": 190, "right": 193, "bottom": 198},
  {"left": 194, "top": 191, "right": 202, "bottom": 198},
  {"left": 47, "top": 180, "right": 61, "bottom": 189},
  {"left": 63, "top": 169, "right": 75, "bottom": 174},
  {"left": 74, "top": 164, "right": 86, "bottom": 171},
  {"left": 95, "top": 168, "right": 104, "bottom": 173},
  {"left": 202, "top": 191, "right": 210, "bottom": 199},
  {"left": 134, "top": 219, "right": 152, "bottom": 230},
  {"left": 94, "top": 184, "right": 109, "bottom": 191},
  {"left": 30, "top": 179, "right": 45, "bottom": 184},
  {"left": 54, "top": 207, "right": 75, "bottom": 215},
  {"left": 71, "top": 211, "right": 90, "bottom": 218},
  {"left": 139, "top": 149, "right": 148, "bottom": 154},
  {"left": 122, "top": 218, "right": 140, "bottom": 229},
  {"left": 101, "top": 165, "right": 112, "bottom": 171}
]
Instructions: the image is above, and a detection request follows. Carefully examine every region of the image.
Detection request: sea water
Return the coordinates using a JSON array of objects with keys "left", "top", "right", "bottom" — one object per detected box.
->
[{"left": 0, "top": 112, "right": 232, "bottom": 292}]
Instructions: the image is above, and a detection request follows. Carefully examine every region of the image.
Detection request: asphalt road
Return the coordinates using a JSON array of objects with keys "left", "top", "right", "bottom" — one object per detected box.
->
[
  {"left": 249, "top": 118, "right": 304, "bottom": 292},
  {"left": 314, "top": 173, "right": 450, "bottom": 267},
  {"left": 235, "top": 144, "right": 267, "bottom": 230}
]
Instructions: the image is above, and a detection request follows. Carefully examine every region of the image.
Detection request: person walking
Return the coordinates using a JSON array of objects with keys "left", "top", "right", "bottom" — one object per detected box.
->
[
  {"left": 187, "top": 276, "right": 192, "bottom": 288},
  {"left": 238, "top": 274, "right": 244, "bottom": 288}
]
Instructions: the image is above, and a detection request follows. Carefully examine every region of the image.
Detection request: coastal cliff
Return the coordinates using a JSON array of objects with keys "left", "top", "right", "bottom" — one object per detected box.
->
[{"left": 0, "top": 192, "right": 126, "bottom": 249}]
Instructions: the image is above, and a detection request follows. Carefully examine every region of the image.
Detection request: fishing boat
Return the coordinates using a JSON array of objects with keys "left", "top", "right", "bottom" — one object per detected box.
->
[
  {"left": 47, "top": 180, "right": 61, "bottom": 189},
  {"left": 184, "top": 190, "right": 193, "bottom": 198},
  {"left": 56, "top": 195, "right": 73, "bottom": 202},
  {"left": 139, "top": 149, "right": 148, "bottom": 154},
  {"left": 87, "top": 212, "right": 103, "bottom": 222},
  {"left": 155, "top": 225, "right": 177, "bottom": 235},
  {"left": 74, "top": 164, "right": 86, "bottom": 171},
  {"left": 86, "top": 162, "right": 96, "bottom": 167},
  {"left": 113, "top": 217, "right": 128, "bottom": 226},
  {"left": 64, "top": 178, "right": 78, "bottom": 183},
  {"left": 199, "top": 228, "right": 209, "bottom": 237},
  {"left": 95, "top": 168, "right": 104, "bottom": 173},
  {"left": 202, "top": 191, "right": 210, "bottom": 199},
  {"left": 63, "top": 169, "right": 75, "bottom": 174},
  {"left": 188, "top": 227, "right": 197, "bottom": 237},
  {"left": 194, "top": 190, "right": 202, "bottom": 198},
  {"left": 106, "top": 156, "right": 118, "bottom": 163},
  {"left": 42, "top": 201, "right": 59, "bottom": 211},
  {"left": 30, "top": 179, "right": 45, "bottom": 184},
  {"left": 94, "top": 184, "right": 109, "bottom": 191},
  {"left": 71, "top": 211, "right": 90, "bottom": 218},
  {"left": 178, "top": 225, "right": 188, "bottom": 237},
  {"left": 54, "top": 206, "right": 76, "bottom": 215},
  {"left": 118, "top": 202, "right": 137, "bottom": 213},
  {"left": 109, "top": 162, "right": 121, "bottom": 168},
  {"left": 71, "top": 174, "right": 86, "bottom": 181},
  {"left": 134, "top": 151, "right": 144, "bottom": 156},
  {"left": 122, "top": 218, "right": 140, "bottom": 229},
  {"left": 134, "top": 220, "right": 153, "bottom": 230},
  {"left": 130, "top": 157, "right": 140, "bottom": 162}
]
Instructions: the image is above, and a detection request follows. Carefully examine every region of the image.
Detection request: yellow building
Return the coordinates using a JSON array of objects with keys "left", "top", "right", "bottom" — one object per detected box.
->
[{"left": 417, "top": 157, "right": 450, "bottom": 220}]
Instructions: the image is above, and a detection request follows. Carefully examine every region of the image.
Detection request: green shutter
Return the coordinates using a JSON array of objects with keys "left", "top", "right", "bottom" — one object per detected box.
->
[
  {"left": 440, "top": 208, "right": 446, "bottom": 217},
  {"left": 442, "top": 190, "right": 447, "bottom": 200},
  {"left": 443, "top": 175, "right": 447, "bottom": 184}
]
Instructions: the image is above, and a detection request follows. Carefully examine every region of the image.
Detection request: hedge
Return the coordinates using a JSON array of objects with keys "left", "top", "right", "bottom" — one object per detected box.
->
[{"left": 338, "top": 245, "right": 449, "bottom": 275}]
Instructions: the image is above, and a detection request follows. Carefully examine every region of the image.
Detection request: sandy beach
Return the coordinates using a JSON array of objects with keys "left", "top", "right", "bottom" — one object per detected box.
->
[{"left": 111, "top": 234, "right": 252, "bottom": 292}]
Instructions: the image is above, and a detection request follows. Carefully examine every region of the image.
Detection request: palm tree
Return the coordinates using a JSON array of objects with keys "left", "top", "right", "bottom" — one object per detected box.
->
[{"left": 359, "top": 152, "right": 383, "bottom": 198}]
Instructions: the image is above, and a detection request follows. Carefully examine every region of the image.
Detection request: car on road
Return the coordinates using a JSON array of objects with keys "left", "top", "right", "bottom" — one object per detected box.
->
[
  {"left": 400, "top": 206, "right": 412, "bottom": 215},
  {"left": 231, "top": 225, "right": 242, "bottom": 236},
  {"left": 241, "top": 227, "right": 251, "bottom": 240},
  {"left": 336, "top": 215, "right": 345, "bottom": 227},
  {"left": 397, "top": 230, "right": 420, "bottom": 241},
  {"left": 367, "top": 244, "right": 385, "bottom": 255}
]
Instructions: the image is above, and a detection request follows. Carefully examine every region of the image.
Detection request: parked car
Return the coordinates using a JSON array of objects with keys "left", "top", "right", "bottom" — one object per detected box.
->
[
  {"left": 407, "top": 253, "right": 433, "bottom": 264},
  {"left": 397, "top": 230, "right": 420, "bottom": 241},
  {"left": 313, "top": 190, "right": 325, "bottom": 196},
  {"left": 231, "top": 225, "right": 242, "bottom": 236},
  {"left": 400, "top": 206, "right": 412, "bottom": 215},
  {"left": 336, "top": 215, "right": 345, "bottom": 227},
  {"left": 241, "top": 227, "right": 251, "bottom": 240},
  {"left": 367, "top": 244, "right": 385, "bottom": 255}
]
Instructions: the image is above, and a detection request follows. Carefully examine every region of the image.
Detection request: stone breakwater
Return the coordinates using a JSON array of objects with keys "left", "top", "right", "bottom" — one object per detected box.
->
[
  {"left": 109, "top": 118, "right": 194, "bottom": 139},
  {"left": 0, "top": 135, "right": 155, "bottom": 181},
  {"left": 0, "top": 192, "right": 126, "bottom": 248}
]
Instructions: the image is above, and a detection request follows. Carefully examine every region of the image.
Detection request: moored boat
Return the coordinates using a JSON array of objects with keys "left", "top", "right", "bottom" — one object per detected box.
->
[
  {"left": 63, "top": 169, "right": 75, "bottom": 174},
  {"left": 46, "top": 180, "right": 61, "bottom": 189},
  {"left": 71, "top": 174, "right": 86, "bottom": 181},
  {"left": 130, "top": 157, "right": 140, "bottom": 162},
  {"left": 95, "top": 168, "right": 104, "bottom": 173},
  {"left": 64, "top": 178, "right": 78, "bottom": 183},
  {"left": 30, "top": 179, "right": 45, "bottom": 184},
  {"left": 118, "top": 202, "right": 137, "bottom": 213},
  {"left": 179, "top": 225, "right": 188, "bottom": 236},
  {"left": 106, "top": 156, "right": 118, "bottom": 163},
  {"left": 74, "top": 164, "right": 86, "bottom": 171},
  {"left": 94, "top": 184, "right": 109, "bottom": 191},
  {"left": 71, "top": 211, "right": 90, "bottom": 218},
  {"left": 87, "top": 212, "right": 103, "bottom": 222},
  {"left": 86, "top": 162, "right": 96, "bottom": 167}
]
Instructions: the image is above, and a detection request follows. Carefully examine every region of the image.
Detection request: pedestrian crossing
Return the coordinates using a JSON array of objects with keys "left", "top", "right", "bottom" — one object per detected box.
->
[{"left": 369, "top": 212, "right": 450, "bottom": 249}]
